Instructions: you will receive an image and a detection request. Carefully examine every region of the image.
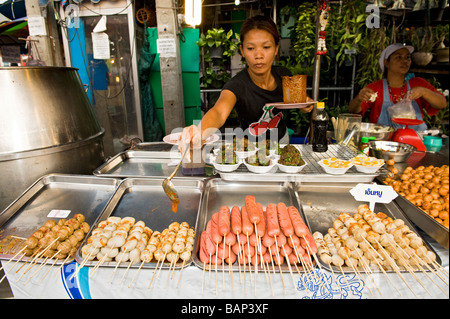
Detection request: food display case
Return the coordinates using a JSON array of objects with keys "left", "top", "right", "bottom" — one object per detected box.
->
[{"left": 0, "top": 142, "right": 448, "bottom": 300}]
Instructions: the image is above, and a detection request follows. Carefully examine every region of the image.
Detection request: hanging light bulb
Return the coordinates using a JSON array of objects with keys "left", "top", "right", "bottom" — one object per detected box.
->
[
  {"left": 185, "top": 0, "right": 202, "bottom": 27},
  {"left": 235, "top": 0, "right": 240, "bottom": 5}
]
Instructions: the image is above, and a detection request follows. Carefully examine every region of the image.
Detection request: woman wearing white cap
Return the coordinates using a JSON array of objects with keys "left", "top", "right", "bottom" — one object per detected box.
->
[{"left": 349, "top": 43, "right": 446, "bottom": 131}]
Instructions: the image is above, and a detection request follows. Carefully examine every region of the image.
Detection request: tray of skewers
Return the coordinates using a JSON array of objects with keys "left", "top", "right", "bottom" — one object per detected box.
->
[
  {"left": 193, "top": 178, "right": 318, "bottom": 274},
  {"left": 0, "top": 174, "right": 121, "bottom": 266},
  {"left": 75, "top": 177, "right": 203, "bottom": 276},
  {"left": 295, "top": 182, "right": 446, "bottom": 297}
]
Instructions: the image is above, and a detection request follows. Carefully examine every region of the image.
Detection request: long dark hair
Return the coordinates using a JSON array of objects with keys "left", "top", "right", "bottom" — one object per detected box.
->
[{"left": 240, "top": 15, "right": 280, "bottom": 46}]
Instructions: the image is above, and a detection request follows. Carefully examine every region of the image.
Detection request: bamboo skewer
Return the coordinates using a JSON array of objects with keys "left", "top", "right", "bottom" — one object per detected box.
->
[
  {"left": 148, "top": 259, "right": 160, "bottom": 290},
  {"left": 354, "top": 248, "right": 382, "bottom": 296},
  {"left": 120, "top": 261, "right": 134, "bottom": 285},
  {"left": 346, "top": 256, "right": 373, "bottom": 297},
  {"left": 0, "top": 245, "right": 27, "bottom": 273},
  {"left": 0, "top": 253, "right": 26, "bottom": 284},
  {"left": 176, "top": 259, "right": 187, "bottom": 288},
  {"left": 376, "top": 244, "right": 418, "bottom": 298},
  {"left": 272, "top": 236, "right": 286, "bottom": 292},
  {"left": 235, "top": 232, "right": 243, "bottom": 284},
  {"left": 53, "top": 255, "right": 71, "bottom": 278},
  {"left": 108, "top": 247, "right": 127, "bottom": 284},
  {"left": 129, "top": 260, "right": 145, "bottom": 288},
  {"left": 15, "top": 249, "right": 40, "bottom": 274},
  {"left": 338, "top": 265, "right": 355, "bottom": 296},
  {"left": 201, "top": 261, "right": 206, "bottom": 294}
]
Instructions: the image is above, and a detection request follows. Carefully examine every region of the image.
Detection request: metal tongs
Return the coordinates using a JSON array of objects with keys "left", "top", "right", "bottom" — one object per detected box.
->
[{"left": 162, "top": 144, "right": 189, "bottom": 211}]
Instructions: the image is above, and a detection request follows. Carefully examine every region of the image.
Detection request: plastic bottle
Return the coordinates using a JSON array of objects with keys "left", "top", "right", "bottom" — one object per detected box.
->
[
  {"left": 311, "top": 102, "right": 329, "bottom": 152},
  {"left": 360, "top": 136, "right": 370, "bottom": 155}
]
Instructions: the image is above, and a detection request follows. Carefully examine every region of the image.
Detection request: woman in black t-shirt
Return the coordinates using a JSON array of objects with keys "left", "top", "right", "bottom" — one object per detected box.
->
[{"left": 179, "top": 15, "right": 313, "bottom": 154}]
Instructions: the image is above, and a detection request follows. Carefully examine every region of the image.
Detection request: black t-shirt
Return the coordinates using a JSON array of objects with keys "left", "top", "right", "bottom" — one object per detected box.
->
[{"left": 222, "top": 65, "right": 291, "bottom": 141}]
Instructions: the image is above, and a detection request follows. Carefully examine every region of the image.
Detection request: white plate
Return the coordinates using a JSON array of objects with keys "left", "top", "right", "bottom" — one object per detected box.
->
[
  {"left": 277, "top": 161, "right": 307, "bottom": 174},
  {"left": 163, "top": 132, "right": 220, "bottom": 145},
  {"left": 265, "top": 101, "right": 317, "bottom": 109}
]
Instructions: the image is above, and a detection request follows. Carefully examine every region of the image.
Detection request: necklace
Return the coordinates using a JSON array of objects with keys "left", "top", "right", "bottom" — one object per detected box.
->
[{"left": 387, "top": 80, "right": 407, "bottom": 104}]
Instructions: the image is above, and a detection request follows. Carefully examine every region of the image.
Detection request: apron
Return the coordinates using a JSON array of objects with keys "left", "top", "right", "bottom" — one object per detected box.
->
[{"left": 377, "top": 78, "right": 428, "bottom": 132}]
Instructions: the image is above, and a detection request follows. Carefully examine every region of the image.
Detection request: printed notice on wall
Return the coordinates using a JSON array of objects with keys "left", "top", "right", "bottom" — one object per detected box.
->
[
  {"left": 27, "top": 15, "right": 47, "bottom": 36},
  {"left": 157, "top": 37, "right": 177, "bottom": 57},
  {"left": 92, "top": 32, "right": 110, "bottom": 60}
]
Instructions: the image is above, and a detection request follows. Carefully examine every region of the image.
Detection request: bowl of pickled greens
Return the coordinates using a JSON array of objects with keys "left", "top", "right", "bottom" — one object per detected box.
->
[
  {"left": 244, "top": 151, "right": 277, "bottom": 174},
  {"left": 277, "top": 144, "right": 307, "bottom": 173},
  {"left": 212, "top": 146, "right": 241, "bottom": 172}
]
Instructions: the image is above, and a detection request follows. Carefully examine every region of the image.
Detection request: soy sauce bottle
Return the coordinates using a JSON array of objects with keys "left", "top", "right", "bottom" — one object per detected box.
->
[{"left": 311, "top": 102, "right": 329, "bottom": 152}]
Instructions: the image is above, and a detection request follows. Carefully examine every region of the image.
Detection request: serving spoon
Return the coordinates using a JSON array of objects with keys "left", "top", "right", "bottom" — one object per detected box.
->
[{"left": 162, "top": 145, "right": 189, "bottom": 212}]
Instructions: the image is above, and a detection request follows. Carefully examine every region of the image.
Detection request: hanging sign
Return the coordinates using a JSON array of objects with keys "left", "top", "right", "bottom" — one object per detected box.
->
[
  {"left": 92, "top": 32, "right": 111, "bottom": 60},
  {"left": 27, "top": 15, "right": 47, "bottom": 36},
  {"left": 350, "top": 183, "right": 398, "bottom": 211}
]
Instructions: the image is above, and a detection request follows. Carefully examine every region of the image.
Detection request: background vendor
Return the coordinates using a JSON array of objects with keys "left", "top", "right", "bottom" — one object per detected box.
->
[{"left": 348, "top": 43, "right": 446, "bottom": 131}]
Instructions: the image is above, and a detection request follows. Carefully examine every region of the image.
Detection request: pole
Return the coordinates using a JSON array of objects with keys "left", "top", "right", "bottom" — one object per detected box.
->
[{"left": 155, "top": 0, "right": 185, "bottom": 134}]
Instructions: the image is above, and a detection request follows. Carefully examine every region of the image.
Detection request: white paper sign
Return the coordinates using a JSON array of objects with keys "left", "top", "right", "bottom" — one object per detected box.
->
[
  {"left": 47, "top": 209, "right": 71, "bottom": 218},
  {"left": 350, "top": 183, "right": 398, "bottom": 211},
  {"left": 92, "top": 32, "right": 110, "bottom": 59},
  {"left": 157, "top": 37, "right": 177, "bottom": 57},
  {"left": 27, "top": 15, "right": 47, "bottom": 36}
]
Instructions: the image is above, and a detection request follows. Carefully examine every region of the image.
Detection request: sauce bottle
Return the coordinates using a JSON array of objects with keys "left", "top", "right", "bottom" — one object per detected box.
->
[
  {"left": 360, "top": 136, "right": 370, "bottom": 155},
  {"left": 311, "top": 102, "right": 329, "bottom": 152}
]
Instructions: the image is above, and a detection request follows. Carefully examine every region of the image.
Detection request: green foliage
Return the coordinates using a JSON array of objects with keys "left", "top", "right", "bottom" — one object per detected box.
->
[
  {"left": 355, "top": 27, "right": 388, "bottom": 88},
  {"left": 330, "top": 0, "right": 367, "bottom": 67},
  {"left": 291, "top": 2, "right": 317, "bottom": 68},
  {"left": 422, "top": 77, "right": 449, "bottom": 135},
  {"left": 197, "top": 28, "right": 240, "bottom": 88}
]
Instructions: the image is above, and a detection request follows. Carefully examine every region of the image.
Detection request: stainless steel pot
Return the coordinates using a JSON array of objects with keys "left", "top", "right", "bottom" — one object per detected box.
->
[{"left": 0, "top": 67, "right": 105, "bottom": 212}]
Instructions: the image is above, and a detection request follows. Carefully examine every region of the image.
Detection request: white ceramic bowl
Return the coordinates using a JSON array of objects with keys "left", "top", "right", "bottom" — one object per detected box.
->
[
  {"left": 277, "top": 161, "right": 307, "bottom": 173},
  {"left": 352, "top": 156, "right": 385, "bottom": 173},
  {"left": 318, "top": 158, "right": 354, "bottom": 175},
  {"left": 211, "top": 155, "right": 241, "bottom": 172},
  {"left": 244, "top": 158, "right": 277, "bottom": 174},
  {"left": 212, "top": 161, "right": 241, "bottom": 173}
]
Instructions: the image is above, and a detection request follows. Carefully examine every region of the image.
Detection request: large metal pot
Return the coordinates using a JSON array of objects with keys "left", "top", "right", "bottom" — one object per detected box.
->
[{"left": 0, "top": 67, "right": 105, "bottom": 212}]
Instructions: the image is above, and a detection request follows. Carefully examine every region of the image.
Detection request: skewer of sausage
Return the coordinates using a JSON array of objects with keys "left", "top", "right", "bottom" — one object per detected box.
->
[
  {"left": 240, "top": 206, "right": 254, "bottom": 285},
  {"left": 218, "top": 206, "right": 231, "bottom": 288},
  {"left": 275, "top": 202, "right": 298, "bottom": 289},
  {"left": 230, "top": 205, "right": 244, "bottom": 285}
]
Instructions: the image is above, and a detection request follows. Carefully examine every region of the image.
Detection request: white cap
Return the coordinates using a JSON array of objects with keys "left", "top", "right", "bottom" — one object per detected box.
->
[{"left": 378, "top": 43, "right": 414, "bottom": 73}]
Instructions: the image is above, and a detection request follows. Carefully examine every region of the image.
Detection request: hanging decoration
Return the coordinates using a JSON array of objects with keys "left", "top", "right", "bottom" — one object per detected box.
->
[{"left": 316, "top": 0, "right": 330, "bottom": 55}]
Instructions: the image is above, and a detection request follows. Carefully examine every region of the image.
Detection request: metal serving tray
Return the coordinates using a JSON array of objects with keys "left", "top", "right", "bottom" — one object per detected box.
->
[
  {"left": 391, "top": 189, "right": 449, "bottom": 251},
  {"left": 75, "top": 177, "right": 204, "bottom": 270},
  {"left": 192, "top": 178, "right": 313, "bottom": 272},
  {"left": 294, "top": 182, "right": 442, "bottom": 273},
  {"left": 218, "top": 144, "right": 384, "bottom": 183},
  {"left": 0, "top": 174, "right": 121, "bottom": 264},
  {"left": 93, "top": 150, "right": 186, "bottom": 179}
]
